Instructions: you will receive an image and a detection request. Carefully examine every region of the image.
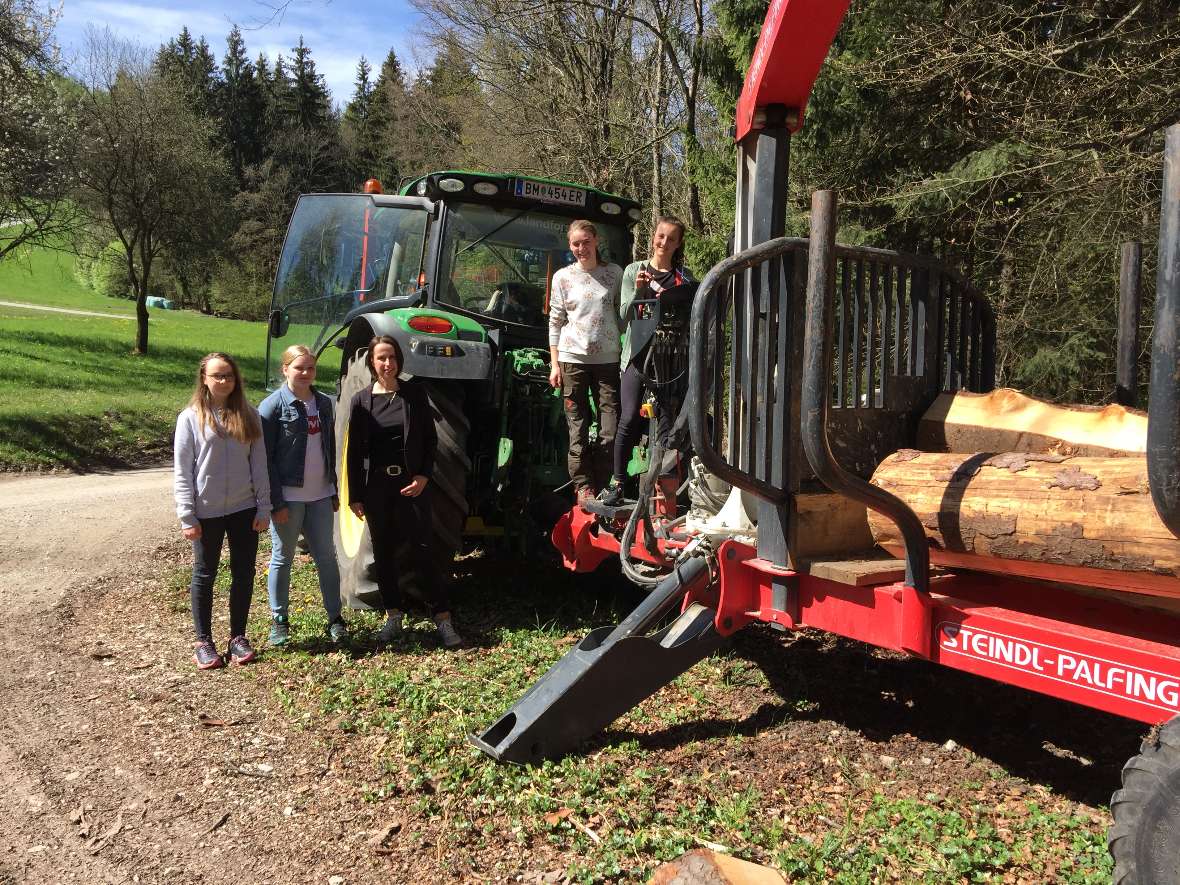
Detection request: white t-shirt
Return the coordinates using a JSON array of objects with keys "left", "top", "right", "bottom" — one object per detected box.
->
[{"left": 283, "top": 397, "right": 336, "bottom": 502}]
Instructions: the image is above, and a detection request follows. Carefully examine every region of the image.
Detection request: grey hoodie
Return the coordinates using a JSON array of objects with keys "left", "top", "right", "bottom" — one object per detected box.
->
[{"left": 173, "top": 406, "right": 272, "bottom": 529}]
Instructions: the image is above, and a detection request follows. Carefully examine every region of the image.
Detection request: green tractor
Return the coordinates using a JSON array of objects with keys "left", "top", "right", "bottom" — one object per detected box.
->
[{"left": 265, "top": 171, "right": 640, "bottom": 607}]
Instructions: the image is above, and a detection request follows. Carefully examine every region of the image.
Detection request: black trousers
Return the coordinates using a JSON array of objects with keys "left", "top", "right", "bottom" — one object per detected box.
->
[
  {"left": 614, "top": 361, "right": 677, "bottom": 480},
  {"left": 364, "top": 477, "right": 450, "bottom": 616},
  {"left": 190, "top": 507, "right": 258, "bottom": 642}
]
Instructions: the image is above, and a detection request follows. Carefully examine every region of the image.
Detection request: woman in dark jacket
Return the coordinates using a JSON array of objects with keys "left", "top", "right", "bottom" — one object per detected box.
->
[{"left": 345, "top": 335, "right": 462, "bottom": 648}]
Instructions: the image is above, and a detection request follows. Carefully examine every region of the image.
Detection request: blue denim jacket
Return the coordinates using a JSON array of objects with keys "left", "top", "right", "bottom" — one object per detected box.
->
[{"left": 259, "top": 385, "right": 338, "bottom": 512}]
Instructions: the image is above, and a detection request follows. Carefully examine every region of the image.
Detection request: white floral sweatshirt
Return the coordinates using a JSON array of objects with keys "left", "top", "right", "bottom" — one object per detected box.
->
[{"left": 548, "top": 261, "right": 623, "bottom": 365}]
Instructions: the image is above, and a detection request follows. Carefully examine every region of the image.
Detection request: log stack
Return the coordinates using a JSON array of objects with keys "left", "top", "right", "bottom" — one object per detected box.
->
[
  {"left": 918, "top": 387, "right": 1147, "bottom": 456},
  {"left": 866, "top": 389, "right": 1180, "bottom": 602}
]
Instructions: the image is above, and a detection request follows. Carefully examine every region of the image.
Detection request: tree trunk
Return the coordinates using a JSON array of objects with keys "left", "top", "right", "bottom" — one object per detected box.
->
[
  {"left": 135, "top": 287, "right": 149, "bottom": 355},
  {"left": 868, "top": 450, "right": 1180, "bottom": 599},
  {"left": 918, "top": 387, "right": 1147, "bottom": 457}
]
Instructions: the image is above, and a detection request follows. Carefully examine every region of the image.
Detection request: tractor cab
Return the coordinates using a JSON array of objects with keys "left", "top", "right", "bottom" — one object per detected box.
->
[
  {"left": 265, "top": 173, "right": 637, "bottom": 387},
  {"left": 266, "top": 192, "right": 432, "bottom": 388}
]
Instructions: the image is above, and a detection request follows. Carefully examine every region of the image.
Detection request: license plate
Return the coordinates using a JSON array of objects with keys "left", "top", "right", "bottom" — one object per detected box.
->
[{"left": 514, "top": 179, "right": 586, "bottom": 207}]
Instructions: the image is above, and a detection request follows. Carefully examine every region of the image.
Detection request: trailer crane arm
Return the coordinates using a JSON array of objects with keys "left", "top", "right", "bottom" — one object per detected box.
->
[{"left": 734, "top": 0, "right": 850, "bottom": 141}]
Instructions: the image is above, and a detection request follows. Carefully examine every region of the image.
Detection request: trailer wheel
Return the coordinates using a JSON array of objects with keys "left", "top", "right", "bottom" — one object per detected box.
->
[
  {"left": 334, "top": 351, "right": 470, "bottom": 609},
  {"left": 1109, "top": 716, "right": 1180, "bottom": 884}
]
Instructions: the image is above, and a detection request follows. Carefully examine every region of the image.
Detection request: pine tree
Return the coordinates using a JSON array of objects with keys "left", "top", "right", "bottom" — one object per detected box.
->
[
  {"left": 288, "top": 36, "right": 331, "bottom": 134},
  {"left": 265, "top": 52, "right": 293, "bottom": 142},
  {"left": 155, "top": 27, "right": 219, "bottom": 119},
  {"left": 365, "top": 49, "right": 409, "bottom": 186},
  {"left": 341, "top": 56, "right": 378, "bottom": 187},
  {"left": 217, "top": 26, "right": 266, "bottom": 184}
]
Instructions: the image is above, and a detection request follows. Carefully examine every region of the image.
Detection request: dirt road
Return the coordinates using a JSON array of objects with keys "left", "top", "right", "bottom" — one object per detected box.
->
[
  {"left": 0, "top": 300, "right": 133, "bottom": 320},
  {"left": 0, "top": 468, "right": 403, "bottom": 884}
]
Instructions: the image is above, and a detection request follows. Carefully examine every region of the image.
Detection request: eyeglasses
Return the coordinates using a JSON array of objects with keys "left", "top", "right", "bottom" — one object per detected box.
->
[{"left": 206, "top": 373, "right": 235, "bottom": 382}]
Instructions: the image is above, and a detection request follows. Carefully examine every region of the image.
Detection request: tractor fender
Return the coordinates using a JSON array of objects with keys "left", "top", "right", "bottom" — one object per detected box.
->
[{"left": 338, "top": 311, "right": 493, "bottom": 381}]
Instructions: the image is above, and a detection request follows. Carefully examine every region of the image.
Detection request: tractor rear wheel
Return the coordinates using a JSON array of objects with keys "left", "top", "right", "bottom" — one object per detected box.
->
[
  {"left": 1109, "top": 716, "right": 1180, "bottom": 884},
  {"left": 334, "top": 351, "right": 471, "bottom": 610}
]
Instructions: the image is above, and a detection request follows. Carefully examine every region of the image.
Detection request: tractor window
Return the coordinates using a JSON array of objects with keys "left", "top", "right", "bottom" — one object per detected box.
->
[
  {"left": 268, "top": 195, "right": 429, "bottom": 385},
  {"left": 437, "top": 203, "right": 630, "bottom": 329}
]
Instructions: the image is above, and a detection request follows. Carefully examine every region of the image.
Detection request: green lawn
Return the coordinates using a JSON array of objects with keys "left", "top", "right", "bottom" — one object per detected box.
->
[
  {"left": 0, "top": 238, "right": 134, "bottom": 315},
  {"left": 0, "top": 242, "right": 341, "bottom": 470}
]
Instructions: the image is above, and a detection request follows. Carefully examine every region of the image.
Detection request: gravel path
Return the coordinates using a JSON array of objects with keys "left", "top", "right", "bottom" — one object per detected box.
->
[
  {"left": 0, "top": 468, "right": 389, "bottom": 884},
  {"left": 0, "top": 300, "right": 133, "bottom": 320}
]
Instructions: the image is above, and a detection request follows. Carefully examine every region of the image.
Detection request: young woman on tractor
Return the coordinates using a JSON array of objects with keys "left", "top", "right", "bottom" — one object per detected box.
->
[
  {"left": 173, "top": 352, "right": 271, "bottom": 669},
  {"left": 548, "top": 219, "right": 624, "bottom": 507},
  {"left": 344, "top": 335, "right": 462, "bottom": 649},
  {"left": 598, "top": 216, "right": 694, "bottom": 513},
  {"left": 259, "top": 344, "right": 347, "bottom": 648}
]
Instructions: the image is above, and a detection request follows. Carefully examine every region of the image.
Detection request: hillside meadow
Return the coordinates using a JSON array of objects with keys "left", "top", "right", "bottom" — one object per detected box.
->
[{"left": 0, "top": 243, "right": 291, "bottom": 471}]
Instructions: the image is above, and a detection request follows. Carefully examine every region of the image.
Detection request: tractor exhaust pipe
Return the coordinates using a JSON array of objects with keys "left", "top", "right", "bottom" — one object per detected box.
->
[{"left": 471, "top": 556, "right": 721, "bottom": 763}]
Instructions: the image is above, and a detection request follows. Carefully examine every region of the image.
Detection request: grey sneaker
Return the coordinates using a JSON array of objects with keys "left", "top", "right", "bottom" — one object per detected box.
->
[
  {"left": 269, "top": 615, "right": 290, "bottom": 647},
  {"left": 227, "top": 635, "right": 257, "bottom": 665},
  {"left": 376, "top": 611, "right": 404, "bottom": 643},
  {"left": 193, "top": 640, "right": 224, "bottom": 670},
  {"left": 327, "top": 617, "right": 349, "bottom": 645},
  {"left": 435, "top": 618, "right": 462, "bottom": 649}
]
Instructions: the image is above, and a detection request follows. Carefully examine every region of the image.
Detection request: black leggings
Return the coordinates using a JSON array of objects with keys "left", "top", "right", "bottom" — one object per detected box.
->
[
  {"left": 190, "top": 507, "right": 258, "bottom": 642},
  {"left": 614, "top": 360, "right": 678, "bottom": 480},
  {"left": 364, "top": 479, "right": 451, "bottom": 616}
]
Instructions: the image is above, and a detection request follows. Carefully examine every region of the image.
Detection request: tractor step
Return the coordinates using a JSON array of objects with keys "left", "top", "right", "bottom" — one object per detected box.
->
[{"left": 471, "top": 556, "right": 722, "bottom": 763}]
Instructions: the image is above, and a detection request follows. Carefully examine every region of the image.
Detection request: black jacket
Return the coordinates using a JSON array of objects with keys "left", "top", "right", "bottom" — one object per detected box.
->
[{"left": 345, "top": 380, "right": 437, "bottom": 505}]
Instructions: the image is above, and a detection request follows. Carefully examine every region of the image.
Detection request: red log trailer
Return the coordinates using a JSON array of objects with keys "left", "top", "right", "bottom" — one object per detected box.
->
[{"left": 474, "top": 3, "right": 1180, "bottom": 880}]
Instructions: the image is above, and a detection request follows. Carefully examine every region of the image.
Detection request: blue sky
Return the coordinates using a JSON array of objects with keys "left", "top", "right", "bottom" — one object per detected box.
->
[{"left": 53, "top": 0, "right": 426, "bottom": 106}]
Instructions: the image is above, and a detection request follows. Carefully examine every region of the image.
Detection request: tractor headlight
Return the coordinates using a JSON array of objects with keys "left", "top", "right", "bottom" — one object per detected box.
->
[
  {"left": 438, "top": 178, "right": 466, "bottom": 193},
  {"left": 600, "top": 202, "right": 621, "bottom": 215},
  {"left": 473, "top": 181, "right": 498, "bottom": 196}
]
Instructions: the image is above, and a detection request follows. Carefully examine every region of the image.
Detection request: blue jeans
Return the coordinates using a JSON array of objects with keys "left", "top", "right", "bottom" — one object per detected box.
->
[{"left": 267, "top": 497, "right": 342, "bottom": 621}]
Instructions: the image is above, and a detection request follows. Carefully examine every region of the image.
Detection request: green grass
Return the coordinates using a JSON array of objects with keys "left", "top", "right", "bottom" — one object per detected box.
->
[
  {"left": 0, "top": 238, "right": 134, "bottom": 315},
  {"left": 161, "top": 544, "right": 1116, "bottom": 884},
  {"left": 0, "top": 240, "right": 338, "bottom": 470}
]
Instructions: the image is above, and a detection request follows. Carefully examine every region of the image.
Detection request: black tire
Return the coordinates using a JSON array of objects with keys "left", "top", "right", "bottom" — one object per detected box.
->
[
  {"left": 334, "top": 350, "right": 383, "bottom": 610},
  {"left": 421, "top": 380, "right": 471, "bottom": 583},
  {"left": 1109, "top": 716, "right": 1180, "bottom": 884},
  {"left": 333, "top": 350, "right": 471, "bottom": 610}
]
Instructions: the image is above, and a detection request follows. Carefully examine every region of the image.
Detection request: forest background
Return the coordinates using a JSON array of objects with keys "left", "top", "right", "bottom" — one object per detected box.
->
[{"left": 3, "top": 0, "right": 1177, "bottom": 401}]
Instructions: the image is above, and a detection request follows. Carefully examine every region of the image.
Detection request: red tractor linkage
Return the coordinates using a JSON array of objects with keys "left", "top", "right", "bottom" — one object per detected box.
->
[{"left": 474, "top": 2, "right": 1180, "bottom": 879}]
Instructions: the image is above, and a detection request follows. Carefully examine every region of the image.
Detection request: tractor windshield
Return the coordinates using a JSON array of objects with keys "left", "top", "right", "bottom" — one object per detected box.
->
[
  {"left": 437, "top": 203, "right": 630, "bottom": 329},
  {"left": 267, "top": 194, "right": 429, "bottom": 385}
]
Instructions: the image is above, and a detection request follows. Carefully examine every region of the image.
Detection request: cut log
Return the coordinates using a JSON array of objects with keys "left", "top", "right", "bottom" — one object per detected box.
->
[
  {"left": 868, "top": 450, "right": 1180, "bottom": 600},
  {"left": 918, "top": 388, "right": 1147, "bottom": 456}
]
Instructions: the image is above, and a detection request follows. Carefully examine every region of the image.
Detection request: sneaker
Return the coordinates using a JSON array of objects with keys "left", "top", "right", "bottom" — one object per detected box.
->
[
  {"left": 327, "top": 617, "right": 349, "bottom": 645},
  {"left": 435, "top": 618, "right": 462, "bottom": 649},
  {"left": 596, "top": 479, "right": 625, "bottom": 507},
  {"left": 193, "top": 640, "right": 224, "bottom": 670},
  {"left": 269, "top": 615, "right": 290, "bottom": 647},
  {"left": 227, "top": 635, "right": 257, "bottom": 665},
  {"left": 376, "top": 611, "right": 404, "bottom": 643}
]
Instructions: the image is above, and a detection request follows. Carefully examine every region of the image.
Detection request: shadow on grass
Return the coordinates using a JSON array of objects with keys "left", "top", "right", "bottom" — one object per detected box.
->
[
  {"left": 449, "top": 553, "right": 1142, "bottom": 807},
  {"left": 605, "top": 626, "right": 1143, "bottom": 808},
  {"left": 0, "top": 327, "right": 269, "bottom": 390},
  {"left": 1, "top": 409, "right": 174, "bottom": 471},
  {"left": 450, "top": 547, "right": 648, "bottom": 638}
]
